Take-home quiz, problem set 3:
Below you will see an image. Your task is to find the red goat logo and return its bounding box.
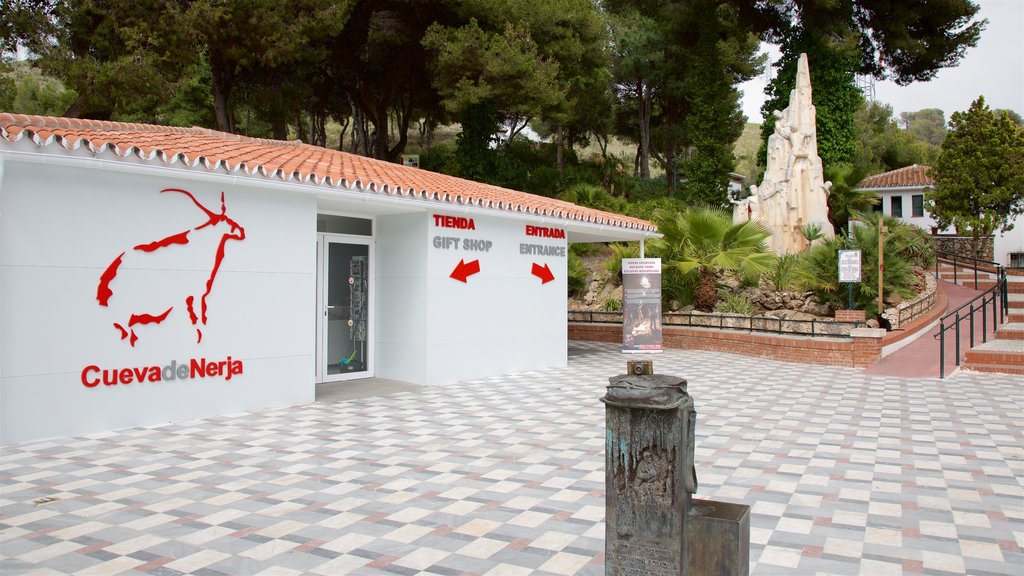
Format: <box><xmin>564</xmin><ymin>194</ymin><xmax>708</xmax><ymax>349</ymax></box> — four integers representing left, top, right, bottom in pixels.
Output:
<box><xmin>96</xmin><ymin>188</ymin><xmax>246</xmax><ymax>346</ymax></box>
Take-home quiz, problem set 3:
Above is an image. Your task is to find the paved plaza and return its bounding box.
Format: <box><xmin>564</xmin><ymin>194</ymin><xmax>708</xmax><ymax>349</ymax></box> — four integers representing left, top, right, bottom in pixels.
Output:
<box><xmin>1</xmin><ymin>342</ymin><xmax>1022</xmax><ymax>575</ymax></box>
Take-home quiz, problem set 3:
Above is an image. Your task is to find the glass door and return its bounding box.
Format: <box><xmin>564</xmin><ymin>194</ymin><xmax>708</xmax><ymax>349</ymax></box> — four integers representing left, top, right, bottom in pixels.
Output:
<box><xmin>317</xmin><ymin>235</ymin><xmax>372</xmax><ymax>382</ymax></box>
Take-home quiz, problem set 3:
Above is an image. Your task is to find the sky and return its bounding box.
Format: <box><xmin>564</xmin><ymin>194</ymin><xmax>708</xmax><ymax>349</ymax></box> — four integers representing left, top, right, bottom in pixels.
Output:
<box><xmin>739</xmin><ymin>0</ymin><xmax>1024</xmax><ymax>124</ymax></box>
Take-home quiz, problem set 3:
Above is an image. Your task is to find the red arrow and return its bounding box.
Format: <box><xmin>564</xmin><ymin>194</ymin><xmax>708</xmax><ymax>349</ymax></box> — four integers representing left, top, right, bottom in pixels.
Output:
<box><xmin>450</xmin><ymin>259</ymin><xmax>481</xmax><ymax>283</ymax></box>
<box><xmin>531</xmin><ymin>263</ymin><xmax>555</xmax><ymax>284</ymax></box>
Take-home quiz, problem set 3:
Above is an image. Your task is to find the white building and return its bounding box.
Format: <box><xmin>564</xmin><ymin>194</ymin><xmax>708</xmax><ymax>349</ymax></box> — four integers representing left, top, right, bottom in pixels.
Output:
<box><xmin>856</xmin><ymin>164</ymin><xmax>1023</xmax><ymax>268</ymax></box>
<box><xmin>0</xmin><ymin>115</ymin><xmax>658</xmax><ymax>444</ymax></box>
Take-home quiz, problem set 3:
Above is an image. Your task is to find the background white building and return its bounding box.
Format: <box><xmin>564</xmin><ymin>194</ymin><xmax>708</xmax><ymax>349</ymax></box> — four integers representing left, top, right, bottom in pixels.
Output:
<box><xmin>856</xmin><ymin>164</ymin><xmax>1023</xmax><ymax>268</ymax></box>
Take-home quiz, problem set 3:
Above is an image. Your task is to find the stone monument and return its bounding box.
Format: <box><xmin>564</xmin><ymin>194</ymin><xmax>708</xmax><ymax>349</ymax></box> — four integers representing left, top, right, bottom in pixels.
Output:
<box><xmin>733</xmin><ymin>53</ymin><xmax>835</xmax><ymax>255</ymax></box>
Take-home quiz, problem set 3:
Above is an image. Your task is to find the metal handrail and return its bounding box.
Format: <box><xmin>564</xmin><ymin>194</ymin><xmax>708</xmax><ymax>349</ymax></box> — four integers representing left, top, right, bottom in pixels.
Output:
<box><xmin>934</xmin><ymin>268</ymin><xmax>1009</xmax><ymax>378</ymax></box>
<box><xmin>935</xmin><ymin>251</ymin><xmax>1004</xmax><ymax>290</ymax></box>
<box><xmin>568</xmin><ymin>310</ymin><xmax>865</xmax><ymax>339</ymax></box>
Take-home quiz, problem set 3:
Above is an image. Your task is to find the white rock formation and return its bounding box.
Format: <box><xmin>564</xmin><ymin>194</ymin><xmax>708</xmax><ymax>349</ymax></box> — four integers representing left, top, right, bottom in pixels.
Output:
<box><xmin>734</xmin><ymin>53</ymin><xmax>835</xmax><ymax>255</ymax></box>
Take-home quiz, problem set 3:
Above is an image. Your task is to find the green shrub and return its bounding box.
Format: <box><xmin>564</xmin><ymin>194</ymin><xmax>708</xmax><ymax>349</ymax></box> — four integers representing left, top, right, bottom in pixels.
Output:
<box><xmin>795</xmin><ymin>214</ymin><xmax>919</xmax><ymax>316</ymax></box>
<box><xmin>802</xmin><ymin>222</ymin><xmax>824</xmax><ymax>242</ymax></box>
<box><xmin>714</xmin><ymin>293</ymin><xmax>753</xmax><ymax>315</ymax></box>
<box><xmin>569</xmin><ymin>242</ymin><xmax>600</xmax><ymax>257</ymax></box>
<box><xmin>604</xmin><ymin>242</ymin><xmax>639</xmax><ymax>285</ymax></box>
<box><xmin>771</xmin><ymin>254</ymin><xmax>801</xmax><ymax>291</ymax></box>
<box><xmin>603</xmin><ymin>296</ymin><xmax>622</xmax><ymax>311</ymax></box>
<box><xmin>888</xmin><ymin>220</ymin><xmax>936</xmax><ymax>269</ymax></box>
<box><xmin>567</xmin><ymin>250</ymin><xmax>589</xmax><ymax>297</ymax></box>
<box><xmin>419</xmin><ymin>143</ymin><xmax>454</xmax><ymax>173</ymax></box>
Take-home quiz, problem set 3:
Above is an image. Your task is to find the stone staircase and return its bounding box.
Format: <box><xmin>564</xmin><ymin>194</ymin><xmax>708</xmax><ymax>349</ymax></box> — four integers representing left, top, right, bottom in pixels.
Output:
<box><xmin>935</xmin><ymin>261</ymin><xmax>1024</xmax><ymax>375</ymax></box>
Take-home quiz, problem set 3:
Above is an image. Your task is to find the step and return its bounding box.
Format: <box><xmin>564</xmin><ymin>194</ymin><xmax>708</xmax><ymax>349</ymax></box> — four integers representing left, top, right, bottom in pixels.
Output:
<box><xmin>961</xmin><ymin>363</ymin><xmax>1024</xmax><ymax>376</ymax></box>
<box><xmin>1009</xmin><ymin>314</ymin><xmax>1024</xmax><ymax>323</ymax></box>
<box><xmin>963</xmin><ymin>340</ymin><xmax>1024</xmax><ymax>369</ymax></box>
<box><xmin>996</xmin><ymin>323</ymin><xmax>1024</xmax><ymax>340</ymax></box>
<box><xmin>1009</xmin><ymin>294</ymin><xmax>1024</xmax><ymax>309</ymax></box>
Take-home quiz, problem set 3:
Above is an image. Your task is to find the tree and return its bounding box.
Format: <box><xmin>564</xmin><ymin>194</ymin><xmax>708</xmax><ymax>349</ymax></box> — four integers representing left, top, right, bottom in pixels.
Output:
<box><xmin>423</xmin><ymin>17</ymin><xmax>562</xmax><ymax>181</ymax></box>
<box><xmin>853</xmin><ymin>100</ymin><xmax>937</xmax><ymax>175</ymax></box>
<box><xmin>606</xmin><ymin>7</ymin><xmax>664</xmax><ymax>180</ymax></box>
<box><xmin>755</xmin><ymin>0</ymin><xmax>984</xmax><ymax>170</ymax></box>
<box><xmin>662</xmin><ymin>0</ymin><xmax>761</xmax><ymax>204</ymax></box>
<box><xmin>900</xmin><ymin>108</ymin><xmax>946</xmax><ymax>146</ymax></box>
<box><xmin>321</xmin><ymin>1</ymin><xmax>450</xmax><ymax>161</ymax></box>
<box><xmin>927</xmin><ymin>96</ymin><xmax>1024</xmax><ymax>258</ymax></box>
<box><xmin>9</xmin><ymin>0</ymin><xmax>194</xmax><ymax>120</ymax></box>
<box><xmin>823</xmin><ymin>162</ymin><xmax>878</xmax><ymax>232</ymax></box>
<box><xmin>182</xmin><ymin>0</ymin><xmax>353</xmax><ymax>136</ymax></box>
<box><xmin>647</xmin><ymin>206</ymin><xmax>775</xmax><ymax>312</ymax></box>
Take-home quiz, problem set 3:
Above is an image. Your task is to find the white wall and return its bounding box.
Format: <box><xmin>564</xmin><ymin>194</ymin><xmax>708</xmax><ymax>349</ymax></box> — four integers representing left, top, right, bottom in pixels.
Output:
<box><xmin>0</xmin><ymin>159</ymin><xmax>316</xmax><ymax>444</ymax></box>
<box><xmin>374</xmin><ymin>213</ymin><xmax>428</xmax><ymax>383</ymax></box>
<box><xmin>994</xmin><ymin>222</ymin><xmax>1024</xmax><ymax>267</ymax></box>
<box><xmin>876</xmin><ymin>187</ymin><xmax>1024</xmax><ymax>266</ymax></box>
<box><xmin>877</xmin><ymin>189</ymin><xmax>939</xmax><ymax>231</ymax></box>
<box><xmin>425</xmin><ymin>212</ymin><xmax>567</xmax><ymax>384</ymax></box>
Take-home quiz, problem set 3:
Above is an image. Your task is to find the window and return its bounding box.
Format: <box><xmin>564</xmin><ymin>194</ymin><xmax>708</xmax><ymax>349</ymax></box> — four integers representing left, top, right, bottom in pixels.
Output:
<box><xmin>317</xmin><ymin>214</ymin><xmax>372</xmax><ymax>235</ymax></box>
<box><xmin>912</xmin><ymin>195</ymin><xmax>924</xmax><ymax>218</ymax></box>
<box><xmin>890</xmin><ymin>195</ymin><xmax>903</xmax><ymax>218</ymax></box>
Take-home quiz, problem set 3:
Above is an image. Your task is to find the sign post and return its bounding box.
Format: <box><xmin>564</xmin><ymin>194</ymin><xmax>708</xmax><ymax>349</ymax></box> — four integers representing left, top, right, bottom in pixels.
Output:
<box><xmin>621</xmin><ymin>258</ymin><xmax>662</xmax><ymax>353</ymax></box>
<box><xmin>838</xmin><ymin>249</ymin><xmax>862</xmax><ymax>310</ymax></box>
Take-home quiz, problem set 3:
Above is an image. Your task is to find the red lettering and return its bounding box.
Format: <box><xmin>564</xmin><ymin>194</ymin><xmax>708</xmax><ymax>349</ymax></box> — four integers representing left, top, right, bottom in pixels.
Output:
<box><xmin>133</xmin><ymin>367</ymin><xmax>147</xmax><ymax>382</ymax></box>
<box><xmin>434</xmin><ymin>215</ymin><xmax>476</xmax><ymax>230</ymax></box>
<box><xmin>119</xmin><ymin>368</ymin><xmax>133</xmax><ymax>384</ymax></box>
<box><xmin>102</xmin><ymin>370</ymin><xmax>118</xmax><ymax>386</ymax></box>
<box><xmin>526</xmin><ymin>225</ymin><xmax>564</xmax><ymax>238</ymax></box>
<box><xmin>218</xmin><ymin>360</ymin><xmax>228</xmax><ymax>376</ymax></box>
<box><xmin>82</xmin><ymin>366</ymin><xmax>100</xmax><ymax>387</ymax></box>
<box><xmin>190</xmin><ymin>358</ymin><xmax>206</xmax><ymax>378</ymax></box>
<box><xmin>147</xmin><ymin>367</ymin><xmax>161</xmax><ymax>382</ymax></box>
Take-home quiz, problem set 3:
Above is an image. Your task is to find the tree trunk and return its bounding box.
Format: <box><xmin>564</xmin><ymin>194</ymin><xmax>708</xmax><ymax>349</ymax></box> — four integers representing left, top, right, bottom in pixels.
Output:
<box><xmin>637</xmin><ymin>80</ymin><xmax>652</xmax><ymax>180</ymax></box>
<box><xmin>386</xmin><ymin>97</ymin><xmax>414</xmax><ymax>162</ymax></box>
<box><xmin>337</xmin><ymin>116</ymin><xmax>350</xmax><ymax>151</ymax></box>
<box><xmin>665</xmin><ymin>142</ymin><xmax>676</xmax><ymax>197</ymax></box>
<box><xmin>694</xmin><ymin>267</ymin><xmax>718</xmax><ymax>312</ymax></box>
<box><xmin>556</xmin><ymin>124</ymin><xmax>565</xmax><ymax>176</ymax></box>
<box><xmin>348</xmin><ymin>95</ymin><xmax>370</xmax><ymax>156</ymax></box>
<box><xmin>370</xmin><ymin>104</ymin><xmax>391</xmax><ymax>160</ymax></box>
<box><xmin>209</xmin><ymin>55</ymin><xmax>235</xmax><ymax>133</ymax></box>
<box><xmin>273</xmin><ymin>121</ymin><xmax>288</xmax><ymax>141</ymax></box>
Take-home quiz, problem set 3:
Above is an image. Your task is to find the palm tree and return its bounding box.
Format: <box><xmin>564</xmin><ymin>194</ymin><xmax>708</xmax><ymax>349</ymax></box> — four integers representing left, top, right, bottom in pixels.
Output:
<box><xmin>648</xmin><ymin>206</ymin><xmax>775</xmax><ymax>312</ymax></box>
<box><xmin>825</xmin><ymin>162</ymin><xmax>880</xmax><ymax>232</ymax></box>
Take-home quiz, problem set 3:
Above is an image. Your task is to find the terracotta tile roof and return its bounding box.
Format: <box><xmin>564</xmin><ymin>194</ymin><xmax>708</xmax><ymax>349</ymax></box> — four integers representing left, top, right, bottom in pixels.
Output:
<box><xmin>0</xmin><ymin>113</ymin><xmax>655</xmax><ymax>233</ymax></box>
<box><xmin>856</xmin><ymin>164</ymin><xmax>935</xmax><ymax>189</ymax></box>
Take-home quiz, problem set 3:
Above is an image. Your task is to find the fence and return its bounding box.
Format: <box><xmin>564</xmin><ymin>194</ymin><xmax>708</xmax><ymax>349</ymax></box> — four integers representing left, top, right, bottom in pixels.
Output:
<box><xmin>934</xmin><ymin>268</ymin><xmax>1009</xmax><ymax>378</ymax></box>
<box><xmin>568</xmin><ymin>310</ymin><xmax>865</xmax><ymax>338</ymax></box>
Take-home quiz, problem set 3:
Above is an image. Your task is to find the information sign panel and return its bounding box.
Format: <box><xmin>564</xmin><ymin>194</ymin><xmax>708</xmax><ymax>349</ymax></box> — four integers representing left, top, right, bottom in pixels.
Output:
<box><xmin>621</xmin><ymin>258</ymin><xmax>662</xmax><ymax>353</ymax></box>
<box><xmin>838</xmin><ymin>250</ymin><xmax>862</xmax><ymax>283</ymax></box>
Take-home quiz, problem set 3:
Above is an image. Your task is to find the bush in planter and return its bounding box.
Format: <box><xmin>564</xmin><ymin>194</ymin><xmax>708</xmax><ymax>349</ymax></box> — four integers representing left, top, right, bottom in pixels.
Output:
<box><xmin>795</xmin><ymin>213</ymin><xmax>918</xmax><ymax>316</ymax></box>
<box><xmin>647</xmin><ymin>207</ymin><xmax>775</xmax><ymax>312</ymax></box>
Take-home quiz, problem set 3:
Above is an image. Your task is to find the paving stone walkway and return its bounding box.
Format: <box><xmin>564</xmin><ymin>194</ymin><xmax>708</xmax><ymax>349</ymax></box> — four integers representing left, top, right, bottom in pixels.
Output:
<box><xmin>1</xmin><ymin>342</ymin><xmax>1022</xmax><ymax>575</ymax></box>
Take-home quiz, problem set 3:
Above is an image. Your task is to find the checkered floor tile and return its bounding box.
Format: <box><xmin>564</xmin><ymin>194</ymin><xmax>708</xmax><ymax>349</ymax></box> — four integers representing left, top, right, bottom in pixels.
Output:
<box><xmin>2</xmin><ymin>342</ymin><xmax>1022</xmax><ymax>575</ymax></box>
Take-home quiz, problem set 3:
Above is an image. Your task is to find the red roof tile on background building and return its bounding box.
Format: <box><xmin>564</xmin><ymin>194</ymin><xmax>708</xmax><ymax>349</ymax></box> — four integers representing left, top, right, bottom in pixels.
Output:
<box><xmin>856</xmin><ymin>164</ymin><xmax>935</xmax><ymax>189</ymax></box>
<box><xmin>0</xmin><ymin>114</ymin><xmax>655</xmax><ymax>232</ymax></box>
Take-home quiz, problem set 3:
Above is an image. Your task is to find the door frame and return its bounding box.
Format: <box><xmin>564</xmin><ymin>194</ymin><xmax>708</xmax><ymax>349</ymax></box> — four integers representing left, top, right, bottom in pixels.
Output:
<box><xmin>316</xmin><ymin>233</ymin><xmax>374</xmax><ymax>383</ymax></box>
